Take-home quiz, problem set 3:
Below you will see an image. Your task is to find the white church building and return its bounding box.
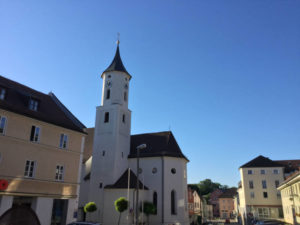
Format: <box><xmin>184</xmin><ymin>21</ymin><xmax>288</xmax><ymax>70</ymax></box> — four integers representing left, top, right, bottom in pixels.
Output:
<box><xmin>78</xmin><ymin>43</ymin><xmax>189</xmax><ymax>225</ymax></box>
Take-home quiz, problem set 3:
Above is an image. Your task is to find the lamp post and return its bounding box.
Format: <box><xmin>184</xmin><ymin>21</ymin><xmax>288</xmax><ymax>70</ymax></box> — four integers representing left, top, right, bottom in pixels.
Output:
<box><xmin>136</xmin><ymin>144</ymin><xmax>146</xmax><ymax>225</ymax></box>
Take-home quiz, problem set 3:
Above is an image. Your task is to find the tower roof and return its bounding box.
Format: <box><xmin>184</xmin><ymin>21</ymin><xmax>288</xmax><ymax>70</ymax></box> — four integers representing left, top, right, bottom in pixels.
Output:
<box><xmin>240</xmin><ymin>155</ymin><xmax>284</xmax><ymax>168</ymax></box>
<box><xmin>102</xmin><ymin>44</ymin><xmax>131</xmax><ymax>78</ymax></box>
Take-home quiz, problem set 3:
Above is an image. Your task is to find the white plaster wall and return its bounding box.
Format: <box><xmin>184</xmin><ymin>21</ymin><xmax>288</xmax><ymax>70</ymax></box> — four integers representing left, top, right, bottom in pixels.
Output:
<box><xmin>128</xmin><ymin>157</ymin><xmax>163</xmax><ymax>225</ymax></box>
<box><xmin>78</xmin><ymin>157</ymin><xmax>92</xmax><ymax>212</ymax></box>
<box><xmin>101</xmin><ymin>71</ymin><xmax>131</xmax><ymax>109</ymax></box>
<box><xmin>103</xmin><ymin>189</ymin><xmax>150</xmax><ymax>225</ymax></box>
<box><xmin>88</xmin><ymin>70</ymin><xmax>131</xmax><ymax>222</ymax></box>
<box><xmin>129</xmin><ymin>157</ymin><xmax>189</xmax><ymax>225</ymax></box>
<box><xmin>0</xmin><ymin>195</ymin><xmax>13</xmax><ymax>216</ymax></box>
<box><xmin>31</xmin><ymin>197</ymin><xmax>53</xmax><ymax>225</ymax></box>
<box><xmin>66</xmin><ymin>198</ymin><xmax>77</xmax><ymax>224</ymax></box>
<box><xmin>163</xmin><ymin>157</ymin><xmax>189</xmax><ymax>225</ymax></box>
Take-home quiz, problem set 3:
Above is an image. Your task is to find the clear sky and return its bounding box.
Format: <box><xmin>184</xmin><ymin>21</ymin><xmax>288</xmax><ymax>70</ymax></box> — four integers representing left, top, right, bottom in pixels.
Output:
<box><xmin>1</xmin><ymin>0</ymin><xmax>299</xmax><ymax>187</ymax></box>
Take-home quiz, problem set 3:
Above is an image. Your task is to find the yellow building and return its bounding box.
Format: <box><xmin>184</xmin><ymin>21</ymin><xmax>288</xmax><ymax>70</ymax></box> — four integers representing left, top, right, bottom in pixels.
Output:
<box><xmin>278</xmin><ymin>170</ymin><xmax>300</xmax><ymax>225</ymax></box>
<box><xmin>238</xmin><ymin>156</ymin><xmax>285</xmax><ymax>223</ymax></box>
<box><xmin>0</xmin><ymin>76</ymin><xmax>86</xmax><ymax>225</ymax></box>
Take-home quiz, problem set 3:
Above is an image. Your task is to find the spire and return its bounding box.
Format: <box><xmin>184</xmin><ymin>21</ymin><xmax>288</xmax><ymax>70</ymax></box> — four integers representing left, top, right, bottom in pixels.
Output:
<box><xmin>102</xmin><ymin>41</ymin><xmax>131</xmax><ymax>78</ymax></box>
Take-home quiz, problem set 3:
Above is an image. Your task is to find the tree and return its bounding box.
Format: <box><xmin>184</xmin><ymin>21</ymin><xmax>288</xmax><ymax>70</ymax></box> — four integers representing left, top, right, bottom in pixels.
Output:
<box><xmin>141</xmin><ymin>201</ymin><xmax>156</xmax><ymax>225</ymax></box>
<box><xmin>84</xmin><ymin>202</ymin><xmax>97</xmax><ymax>221</ymax></box>
<box><xmin>114</xmin><ymin>197</ymin><xmax>128</xmax><ymax>225</ymax></box>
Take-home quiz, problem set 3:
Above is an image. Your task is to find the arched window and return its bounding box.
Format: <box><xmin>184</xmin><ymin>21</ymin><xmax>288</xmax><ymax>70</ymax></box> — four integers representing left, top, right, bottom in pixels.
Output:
<box><xmin>153</xmin><ymin>191</ymin><xmax>157</xmax><ymax>215</ymax></box>
<box><xmin>106</xmin><ymin>89</ymin><xmax>110</xmax><ymax>99</ymax></box>
<box><xmin>171</xmin><ymin>190</ymin><xmax>176</xmax><ymax>215</ymax></box>
<box><xmin>104</xmin><ymin>112</ymin><xmax>109</xmax><ymax>123</ymax></box>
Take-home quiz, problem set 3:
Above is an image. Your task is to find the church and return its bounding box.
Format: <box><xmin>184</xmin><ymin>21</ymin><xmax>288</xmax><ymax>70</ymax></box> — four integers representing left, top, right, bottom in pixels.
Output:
<box><xmin>78</xmin><ymin>42</ymin><xmax>189</xmax><ymax>225</ymax></box>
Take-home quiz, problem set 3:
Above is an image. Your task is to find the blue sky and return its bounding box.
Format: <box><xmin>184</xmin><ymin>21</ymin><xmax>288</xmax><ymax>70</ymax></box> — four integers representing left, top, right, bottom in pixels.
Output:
<box><xmin>1</xmin><ymin>0</ymin><xmax>299</xmax><ymax>187</ymax></box>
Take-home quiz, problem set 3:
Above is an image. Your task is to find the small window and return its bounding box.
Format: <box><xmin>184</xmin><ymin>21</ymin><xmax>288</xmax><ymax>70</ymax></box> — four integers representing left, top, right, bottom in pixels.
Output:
<box><xmin>277</xmin><ymin>191</ymin><xmax>281</xmax><ymax>199</ymax></box>
<box><xmin>102</xmin><ymin>151</ymin><xmax>105</xmax><ymax>156</ymax></box>
<box><xmin>0</xmin><ymin>88</ymin><xmax>6</xmax><ymax>100</ymax></box>
<box><xmin>121</xmin><ymin>152</ymin><xmax>123</xmax><ymax>158</ymax></box>
<box><xmin>59</xmin><ymin>134</ymin><xmax>68</xmax><ymax>149</ymax></box>
<box><xmin>24</xmin><ymin>160</ymin><xmax>36</xmax><ymax>178</ymax></box>
<box><xmin>138</xmin><ymin>168</ymin><xmax>143</xmax><ymax>174</ymax></box>
<box><xmin>152</xmin><ymin>167</ymin><xmax>157</xmax><ymax>174</ymax></box>
<box><xmin>250</xmin><ymin>192</ymin><xmax>255</xmax><ymax>199</ymax></box>
<box><xmin>106</xmin><ymin>89</ymin><xmax>110</xmax><ymax>99</ymax></box>
<box><xmin>153</xmin><ymin>192</ymin><xmax>157</xmax><ymax>214</ymax></box>
<box><xmin>104</xmin><ymin>112</ymin><xmax>109</xmax><ymax>123</ymax></box>
<box><xmin>122</xmin><ymin>114</ymin><xmax>125</xmax><ymax>123</ymax></box>
<box><xmin>262</xmin><ymin>180</ymin><xmax>267</xmax><ymax>189</ymax></box>
<box><xmin>99</xmin><ymin>183</ymin><xmax>103</xmax><ymax>188</ymax></box>
<box><xmin>275</xmin><ymin>180</ymin><xmax>280</xmax><ymax>188</ymax></box>
<box><xmin>108</xmin><ymin>75</ymin><xmax>111</xmax><ymax>78</ymax></box>
<box><xmin>273</xmin><ymin>169</ymin><xmax>279</xmax><ymax>174</ymax></box>
<box><xmin>263</xmin><ymin>192</ymin><xmax>268</xmax><ymax>198</ymax></box>
<box><xmin>55</xmin><ymin>165</ymin><xmax>64</xmax><ymax>181</ymax></box>
<box><xmin>249</xmin><ymin>180</ymin><xmax>254</xmax><ymax>189</ymax></box>
<box><xmin>171</xmin><ymin>190</ymin><xmax>177</xmax><ymax>215</ymax></box>
<box><xmin>0</xmin><ymin>116</ymin><xmax>7</xmax><ymax>135</ymax></box>
<box><xmin>30</xmin><ymin>126</ymin><xmax>40</xmax><ymax>142</ymax></box>
<box><xmin>171</xmin><ymin>168</ymin><xmax>176</xmax><ymax>174</ymax></box>
<box><xmin>29</xmin><ymin>99</ymin><xmax>39</xmax><ymax>111</ymax></box>
<box><xmin>261</xmin><ymin>170</ymin><xmax>265</xmax><ymax>174</ymax></box>
<box><xmin>124</xmin><ymin>92</ymin><xmax>127</xmax><ymax>101</ymax></box>
<box><xmin>248</xmin><ymin>170</ymin><xmax>253</xmax><ymax>175</ymax></box>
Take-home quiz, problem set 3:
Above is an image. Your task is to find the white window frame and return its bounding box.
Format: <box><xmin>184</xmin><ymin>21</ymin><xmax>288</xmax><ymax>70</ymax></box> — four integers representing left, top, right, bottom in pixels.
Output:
<box><xmin>248</xmin><ymin>170</ymin><xmax>253</xmax><ymax>175</ymax></box>
<box><xmin>59</xmin><ymin>133</ymin><xmax>68</xmax><ymax>149</ymax></box>
<box><xmin>30</xmin><ymin>126</ymin><xmax>41</xmax><ymax>143</ymax></box>
<box><xmin>273</xmin><ymin>169</ymin><xmax>279</xmax><ymax>174</ymax></box>
<box><xmin>55</xmin><ymin>165</ymin><xmax>64</xmax><ymax>181</ymax></box>
<box><xmin>24</xmin><ymin>160</ymin><xmax>36</xmax><ymax>178</ymax></box>
<box><xmin>0</xmin><ymin>116</ymin><xmax>7</xmax><ymax>135</ymax></box>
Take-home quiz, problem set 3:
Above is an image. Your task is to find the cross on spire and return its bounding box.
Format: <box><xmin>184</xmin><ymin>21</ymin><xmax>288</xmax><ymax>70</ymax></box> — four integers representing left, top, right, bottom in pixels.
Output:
<box><xmin>116</xmin><ymin>32</ymin><xmax>120</xmax><ymax>45</ymax></box>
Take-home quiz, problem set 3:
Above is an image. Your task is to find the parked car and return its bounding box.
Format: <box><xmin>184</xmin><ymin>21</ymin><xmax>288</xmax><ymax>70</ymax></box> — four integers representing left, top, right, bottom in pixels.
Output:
<box><xmin>67</xmin><ymin>222</ymin><xmax>101</xmax><ymax>225</ymax></box>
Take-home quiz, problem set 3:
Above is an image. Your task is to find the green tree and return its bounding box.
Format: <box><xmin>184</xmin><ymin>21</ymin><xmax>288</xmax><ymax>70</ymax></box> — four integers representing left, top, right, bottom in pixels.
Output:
<box><xmin>114</xmin><ymin>197</ymin><xmax>128</xmax><ymax>225</ymax></box>
<box><xmin>141</xmin><ymin>201</ymin><xmax>156</xmax><ymax>225</ymax></box>
<box><xmin>84</xmin><ymin>202</ymin><xmax>97</xmax><ymax>221</ymax></box>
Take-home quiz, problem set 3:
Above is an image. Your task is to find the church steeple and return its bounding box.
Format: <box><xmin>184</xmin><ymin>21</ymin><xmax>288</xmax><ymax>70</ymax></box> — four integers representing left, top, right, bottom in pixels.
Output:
<box><xmin>102</xmin><ymin>44</ymin><xmax>131</xmax><ymax>78</ymax></box>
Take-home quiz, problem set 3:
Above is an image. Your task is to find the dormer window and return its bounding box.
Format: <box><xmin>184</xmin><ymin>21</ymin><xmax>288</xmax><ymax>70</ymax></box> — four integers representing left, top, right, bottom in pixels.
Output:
<box><xmin>29</xmin><ymin>99</ymin><xmax>39</xmax><ymax>111</ymax></box>
<box><xmin>0</xmin><ymin>87</ymin><xmax>6</xmax><ymax>100</ymax></box>
<box><xmin>0</xmin><ymin>88</ymin><xmax>6</xmax><ymax>100</ymax></box>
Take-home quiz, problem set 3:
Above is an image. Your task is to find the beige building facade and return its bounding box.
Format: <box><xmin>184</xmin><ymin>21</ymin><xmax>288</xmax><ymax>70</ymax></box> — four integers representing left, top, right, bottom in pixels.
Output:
<box><xmin>0</xmin><ymin>76</ymin><xmax>86</xmax><ymax>225</ymax></box>
<box><xmin>278</xmin><ymin>171</ymin><xmax>300</xmax><ymax>225</ymax></box>
<box><xmin>238</xmin><ymin>156</ymin><xmax>285</xmax><ymax>223</ymax></box>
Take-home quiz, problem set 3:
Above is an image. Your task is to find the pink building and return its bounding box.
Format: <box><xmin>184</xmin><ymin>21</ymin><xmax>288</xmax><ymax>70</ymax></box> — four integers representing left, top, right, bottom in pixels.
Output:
<box><xmin>209</xmin><ymin>189</ymin><xmax>224</xmax><ymax>217</ymax></box>
<box><xmin>218</xmin><ymin>188</ymin><xmax>237</xmax><ymax>219</ymax></box>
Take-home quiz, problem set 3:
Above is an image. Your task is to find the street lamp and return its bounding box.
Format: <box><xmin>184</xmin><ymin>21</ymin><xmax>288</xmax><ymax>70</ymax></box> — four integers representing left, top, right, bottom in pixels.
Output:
<box><xmin>136</xmin><ymin>143</ymin><xmax>147</xmax><ymax>225</ymax></box>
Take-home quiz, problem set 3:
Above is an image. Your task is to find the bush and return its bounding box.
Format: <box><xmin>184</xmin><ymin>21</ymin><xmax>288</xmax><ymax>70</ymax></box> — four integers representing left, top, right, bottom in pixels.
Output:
<box><xmin>84</xmin><ymin>202</ymin><xmax>97</xmax><ymax>213</ymax></box>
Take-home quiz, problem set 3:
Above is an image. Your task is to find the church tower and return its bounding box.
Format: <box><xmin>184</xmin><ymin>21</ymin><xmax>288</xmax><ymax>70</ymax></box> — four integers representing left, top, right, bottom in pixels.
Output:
<box><xmin>88</xmin><ymin>42</ymin><xmax>132</xmax><ymax>221</ymax></box>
